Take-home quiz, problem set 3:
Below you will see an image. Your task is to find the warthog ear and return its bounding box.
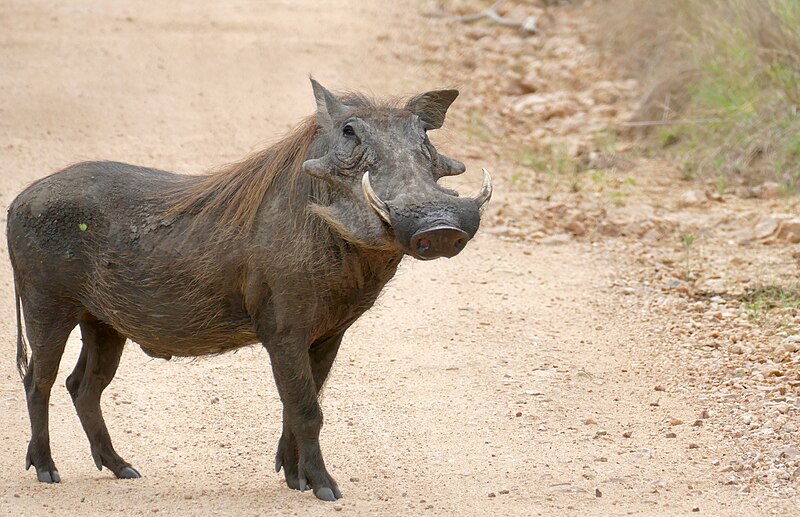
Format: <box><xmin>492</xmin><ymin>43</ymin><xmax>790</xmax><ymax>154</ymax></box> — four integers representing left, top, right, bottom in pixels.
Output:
<box><xmin>405</xmin><ymin>89</ymin><xmax>459</xmax><ymax>130</ymax></box>
<box><xmin>310</xmin><ymin>77</ymin><xmax>347</xmax><ymax>129</ymax></box>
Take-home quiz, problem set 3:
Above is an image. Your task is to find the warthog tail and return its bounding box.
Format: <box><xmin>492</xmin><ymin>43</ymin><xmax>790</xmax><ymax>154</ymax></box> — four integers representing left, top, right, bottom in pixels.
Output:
<box><xmin>15</xmin><ymin>286</ymin><xmax>28</xmax><ymax>381</ymax></box>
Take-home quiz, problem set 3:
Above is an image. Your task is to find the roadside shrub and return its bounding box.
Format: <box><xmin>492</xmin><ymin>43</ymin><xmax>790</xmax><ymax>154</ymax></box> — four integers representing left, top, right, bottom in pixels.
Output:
<box><xmin>593</xmin><ymin>0</ymin><xmax>800</xmax><ymax>190</ymax></box>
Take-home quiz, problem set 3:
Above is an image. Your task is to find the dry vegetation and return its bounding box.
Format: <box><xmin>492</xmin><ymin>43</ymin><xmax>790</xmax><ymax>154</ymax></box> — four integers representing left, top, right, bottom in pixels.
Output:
<box><xmin>595</xmin><ymin>0</ymin><xmax>800</xmax><ymax>191</ymax></box>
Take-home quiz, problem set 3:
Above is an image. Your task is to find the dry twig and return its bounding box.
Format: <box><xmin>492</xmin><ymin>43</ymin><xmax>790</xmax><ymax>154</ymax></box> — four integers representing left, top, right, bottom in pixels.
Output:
<box><xmin>453</xmin><ymin>0</ymin><xmax>538</xmax><ymax>34</ymax></box>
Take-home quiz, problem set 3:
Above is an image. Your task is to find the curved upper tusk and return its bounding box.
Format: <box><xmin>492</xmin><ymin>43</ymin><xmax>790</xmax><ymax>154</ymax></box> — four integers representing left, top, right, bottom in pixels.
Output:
<box><xmin>474</xmin><ymin>168</ymin><xmax>493</xmax><ymax>215</ymax></box>
<box><xmin>362</xmin><ymin>171</ymin><xmax>392</xmax><ymax>224</ymax></box>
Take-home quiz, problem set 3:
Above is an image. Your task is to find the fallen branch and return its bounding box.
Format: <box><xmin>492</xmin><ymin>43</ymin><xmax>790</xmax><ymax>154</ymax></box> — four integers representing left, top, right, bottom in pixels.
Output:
<box><xmin>621</xmin><ymin>118</ymin><xmax>725</xmax><ymax>127</ymax></box>
<box><xmin>453</xmin><ymin>0</ymin><xmax>538</xmax><ymax>34</ymax></box>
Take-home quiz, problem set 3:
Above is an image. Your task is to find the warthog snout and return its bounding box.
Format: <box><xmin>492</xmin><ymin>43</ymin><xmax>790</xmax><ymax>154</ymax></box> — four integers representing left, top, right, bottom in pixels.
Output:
<box><xmin>410</xmin><ymin>226</ymin><xmax>469</xmax><ymax>259</ymax></box>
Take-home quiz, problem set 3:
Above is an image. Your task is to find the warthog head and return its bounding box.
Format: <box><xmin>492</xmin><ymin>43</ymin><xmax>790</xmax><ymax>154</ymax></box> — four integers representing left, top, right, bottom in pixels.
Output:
<box><xmin>303</xmin><ymin>79</ymin><xmax>491</xmax><ymax>259</ymax></box>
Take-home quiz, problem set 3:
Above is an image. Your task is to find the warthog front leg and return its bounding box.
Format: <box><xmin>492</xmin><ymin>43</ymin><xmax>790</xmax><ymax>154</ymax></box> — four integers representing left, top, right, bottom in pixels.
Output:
<box><xmin>274</xmin><ymin>332</ymin><xmax>344</xmax><ymax>497</ymax></box>
<box><xmin>260</xmin><ymin>328</ymin><xmax>342</xmax><ymax>502</ymax></box>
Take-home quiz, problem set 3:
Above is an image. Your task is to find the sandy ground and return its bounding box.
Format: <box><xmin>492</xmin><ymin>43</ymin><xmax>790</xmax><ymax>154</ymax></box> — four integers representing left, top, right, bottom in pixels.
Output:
<box><xmin>0</xmin><ymin>1</ymin><xmax>791</xmax><ymax>515</ymax></box>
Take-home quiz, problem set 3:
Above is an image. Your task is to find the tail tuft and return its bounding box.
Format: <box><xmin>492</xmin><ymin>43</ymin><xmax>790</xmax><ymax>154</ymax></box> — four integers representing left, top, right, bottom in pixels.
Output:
<box><xmin>15</xmin><ymin>287</ymin><xmax>28</xmax><ymax>381</ymax></box>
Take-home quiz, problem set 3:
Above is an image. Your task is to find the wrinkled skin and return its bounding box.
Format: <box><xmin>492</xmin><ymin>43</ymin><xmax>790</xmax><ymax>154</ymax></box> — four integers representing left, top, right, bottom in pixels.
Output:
<box><xmin>6</xmin><ymin>79</ymin><xmax>490</xmax><ymax>501</ymax></box>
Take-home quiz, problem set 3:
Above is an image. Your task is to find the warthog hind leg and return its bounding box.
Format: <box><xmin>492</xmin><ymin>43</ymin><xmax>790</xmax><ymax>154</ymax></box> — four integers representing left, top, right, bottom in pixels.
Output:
<box><xmin>22</xmin><ymin>301</ymin><xmax>80</xmax><ymax>483</ymax></box>
<box><xmin>69</xmin><ymin>316</ymin><xmax>139</xmax><ymax>479</ymax></box>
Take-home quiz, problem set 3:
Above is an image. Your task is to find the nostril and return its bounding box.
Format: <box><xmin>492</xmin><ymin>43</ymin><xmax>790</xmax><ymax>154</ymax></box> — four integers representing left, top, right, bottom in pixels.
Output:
<box><xmin>453</xmin><ymin>238</ymin><xmax>466</xmax><ymax>251</ymax></box>
<box><xmin>417</xmin><ymin>238</ymin><xmax>432</xmax><ymax>254</ymax></box>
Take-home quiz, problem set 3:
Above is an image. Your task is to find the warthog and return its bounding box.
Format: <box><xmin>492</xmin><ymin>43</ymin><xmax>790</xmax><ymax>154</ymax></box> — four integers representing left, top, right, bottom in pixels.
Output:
<box><xmin>6</xmin><ymin>79</ymin><xmax>491</xmax><ymax>501</ymax></box>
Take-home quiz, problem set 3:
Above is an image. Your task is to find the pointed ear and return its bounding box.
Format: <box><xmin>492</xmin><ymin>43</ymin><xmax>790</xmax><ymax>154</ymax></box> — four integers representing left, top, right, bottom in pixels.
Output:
<box><xmin>310</xmin><ymin>78</ymin><xmax>346</xmax><ymax>128</ymax></box>
<box><xmin>405</xmin><ymin>89</ymin><xmax>459</xmax><ymax>130</ymax></box>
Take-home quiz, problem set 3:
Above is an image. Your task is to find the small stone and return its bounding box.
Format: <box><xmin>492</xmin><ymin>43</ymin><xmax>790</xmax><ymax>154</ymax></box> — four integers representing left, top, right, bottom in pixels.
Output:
<box><xmin>777</xmin><ymin>217</ymin><xmax>800</xmax><ymax>243</ymax></box>
<box><xmin>595</xmin><ymin>488</ymin><xmax>602</xmax><ymax>498</ymax></box>
<box><xmin>596</xmin><ymin>430</ymin><xmax>608</xmax><ymax>436</ymax></box>
<box><xmin>515</xmin><ymin>411</ymin><xmax>523</xmax><ymax>417</ymax></box>
<box><xmin>758</xmin><ymin>181</ymin><xmax>781</xmax><ymax>199</ymax></box>
<box><xmin>184</xmin><ymin>495</ymin><xmax>193</xmax><ymax>500</ymax></box>
<box><xmin>670</xmin><ymin>418</ymin><xmax>683</xmax><ymax>426</ymax></box>
<box><xmin>334</xmin><ymin>504</ymin><xmax>343</xmax><ymax>511</ymax></box>
<box><xmin>780</xmin><ymin>446</ymin><xmax>799</xmax><ymax>459</ymax></box>
<box><xmin>688</xmin><ymin>443</ymin><xmax>699</xmax><ymax>449</ymax></box>
<box><xmin>649</xmin><ymin>399</ymin><xmax>660</xmax><ymax>407</ymax></box>
<box><xmin>743</xmin><ymin>415</ymin><xmax>752</xmax><ymax>425</ymax></box>
<box><xmin>499</xmin><ymin>489</ymin><xmax>510</xmax><ymax>495</ymax></box>
<box><xmin>349</xmin><ymin>477</ymin><xmax>359</xmax><ymax>483</ymax></box>
<box><xmin>679</xmin><ymin>190</ymin><xmax>706</xmax><ymax>207</ymax></box>
<box><xmin>654</xmin><ymin>385</ymin><xmax>665</xmax><ymax>392</ymax></box>
<box><xmin>753</xmin><ymin>216</ymin><xmax>780</xmax><ymax>239</ymax></box>
<box><xmin>583</xmin><ymin>418</ymin><xmax>597</xmax><ymax>425</ymax></box>
<box><xmin>623</xmin><ymin>431</ymin><xmax>633</xmax><ymax>438</ymax></box>
<box><xmin>540</xmin><ymin>233</ymin><xmax>572</xmax><ymax>246</ymax></box>
<box><xmin>210</xmin><ymin>397</ymin><xmax>219</xmax><ymax>404</ymax></box>
<box><xmin>566</xmin><ymin>219</ymin><xmax>586</xmax><ymax>236</ymax></box>
<box><xmin>488</xmin><ymin>492</ymin><xmax>496</xmax><ymax>498</ymax></box>
<box><xmin>666</xmin><ymin>432</ymin><xmax>677</xmax><ymax>438</ymax></box>
<box><xmin>699</xmin><ymin>409</ymin><xmax>710</xmax><ymax>419</ymax></box>
<box><xmin>692</xmin><ymin>507</ymin><xmax>700</xmax><ymax>512</ymax></box>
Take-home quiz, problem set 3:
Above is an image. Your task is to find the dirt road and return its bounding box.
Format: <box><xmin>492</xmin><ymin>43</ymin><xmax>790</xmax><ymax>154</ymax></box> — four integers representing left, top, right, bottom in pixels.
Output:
<box><xmin>0</xmin><ymin>1</ymin><xmax>789</xmax><ymax>515</ymax></box>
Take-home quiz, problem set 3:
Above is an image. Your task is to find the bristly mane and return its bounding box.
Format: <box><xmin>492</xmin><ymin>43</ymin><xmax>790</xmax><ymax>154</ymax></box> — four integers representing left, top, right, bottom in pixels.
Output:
<box><xmin>162</xmin><ymin>93</ymin><xmax>387</xmax><ymax>238</ymax></box>
<box><xmin>163</xmin><ymin>116</ymin><xmax>319</xmax><ymax>236</ymax></box>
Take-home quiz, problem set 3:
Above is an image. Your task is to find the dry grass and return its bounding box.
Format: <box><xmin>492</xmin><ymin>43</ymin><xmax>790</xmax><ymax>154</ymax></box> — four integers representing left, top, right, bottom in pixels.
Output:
<box><xmin>592</xmin><ymin>0</ymin><xmax>800</xmax><ymax>190</ymax></box>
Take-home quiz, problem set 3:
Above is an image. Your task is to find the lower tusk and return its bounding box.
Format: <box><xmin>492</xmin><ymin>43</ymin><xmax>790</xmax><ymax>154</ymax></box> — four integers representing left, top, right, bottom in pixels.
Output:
<box><xmin>362</xmin><ymin>171</ymin><xmax>392</xmax><ymax>224</ymax></box>
<box><xmin>474</xmin><ymin>168</ymin><xmax>493</xmax><ymax>214</ymax></box>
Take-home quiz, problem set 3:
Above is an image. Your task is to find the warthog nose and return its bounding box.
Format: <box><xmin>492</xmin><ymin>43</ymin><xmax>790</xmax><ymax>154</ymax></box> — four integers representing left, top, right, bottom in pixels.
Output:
<box><xmin>411</xmin><ymin>226</ymin><xmax>470</xmax><ymax>259</ymax></box>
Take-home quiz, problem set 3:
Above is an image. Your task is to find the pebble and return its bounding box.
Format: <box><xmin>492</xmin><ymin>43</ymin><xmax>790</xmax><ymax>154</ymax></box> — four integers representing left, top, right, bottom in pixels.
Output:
<box><xmin>596</xmin><ymin>430</ymin><xmax>607</xmax><ymax>436</ymax></box>
<box><xmin>666</xmin><ymin>432</ymin><xmax>677</xmax><ymax>439</ymax></box>
<box><xmin>743</xmin><ymin>415</ymin><xmax>752</xmax><ymax>425</ymax></box>
<box><xmin>623</xmin><ymin>431</ymin><xmax>633</xmax><ymax>438</ymax></box>
<box><xmin>780</xmin><ymin>446</ymin><xmax>799</xmax><ymax>460</ymax></box>
<box><xmin>334</xmin><ymin>505</ymin><xmax>342</xmax><ymax>511</ymax></box>
<box><xmin>540</xmin><ymin>233</ymin><xmax>572</xmax><ymax>246</ymax></box>
<box><xmin>670</xmin><ymin>418</ymin><xmax>683</xmax><ymax>426</ymax></box>
<box><xmin>488</xmin><ymin>492</ymin><xmax>496</xmax><ymax>498</ymax></box>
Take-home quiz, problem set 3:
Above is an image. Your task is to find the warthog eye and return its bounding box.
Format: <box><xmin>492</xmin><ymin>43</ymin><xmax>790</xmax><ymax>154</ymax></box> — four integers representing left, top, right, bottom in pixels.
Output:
<box><xmin>342</xmin><ymin>124</ymin><xmax>356</xmax><ymax>137</ymax></box>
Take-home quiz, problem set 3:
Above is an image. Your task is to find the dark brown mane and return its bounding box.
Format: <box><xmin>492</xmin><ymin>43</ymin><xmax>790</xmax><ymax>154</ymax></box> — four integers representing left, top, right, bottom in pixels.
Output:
<box><xmin>163</xmin><ymin>116</ymin><xmax>319</xmax><ymax>235</ymax></box>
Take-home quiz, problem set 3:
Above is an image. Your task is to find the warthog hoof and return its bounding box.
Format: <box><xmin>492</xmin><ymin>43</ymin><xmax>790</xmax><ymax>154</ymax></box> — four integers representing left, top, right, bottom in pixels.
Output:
<box><xmin>36</xmin><ymin>469</ymin><xmax>61</xmax><ymax>483</ymax></box>
<box><xmin>275</xmin><ymin>433</ymin><xmax>342</xmax><ymax>501</ymax></box>
<box><xmin>26</xmin><ymin>451</ymin><xmax>61</xmax><ymax>483</ymax></box>
<box><xmin>117</xmin><ymin>466</ymin><xmax>141</xmax><ymax>479</ymax></box>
